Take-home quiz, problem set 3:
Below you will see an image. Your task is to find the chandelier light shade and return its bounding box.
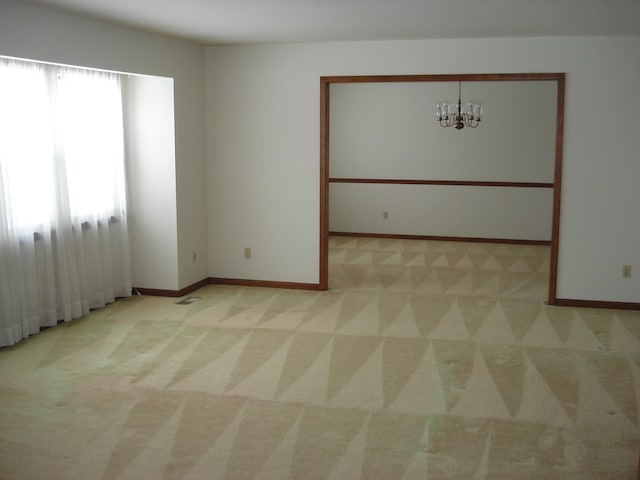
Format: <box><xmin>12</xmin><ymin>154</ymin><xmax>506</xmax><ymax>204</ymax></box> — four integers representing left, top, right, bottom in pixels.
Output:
<box><xmin>436</xmin><ymin>81</ymin><xmax>483</xmax><ymax>130</ymax></box>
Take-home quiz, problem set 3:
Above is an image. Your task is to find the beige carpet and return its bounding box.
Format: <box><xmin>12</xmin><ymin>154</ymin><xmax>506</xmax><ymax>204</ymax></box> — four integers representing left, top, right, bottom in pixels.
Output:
<box><xmin>1</xmin><ymin>236</ymin><xmax>640</xmax><ymax>479</ymax></box>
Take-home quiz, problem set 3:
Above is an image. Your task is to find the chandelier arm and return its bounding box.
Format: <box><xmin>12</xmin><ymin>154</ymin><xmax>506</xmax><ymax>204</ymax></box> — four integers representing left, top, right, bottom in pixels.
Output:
<box><xmin>439</xmin><ymin>115</ymin><xmax>455</xmax><ymax>127</ymax></box>
<box><xmin>435</xmin><ymin>81</ymin><xmax>482</xmax><ymax>130</ymax></box>
<box><xmin>465</xmin><ymin>115</ymin><xmax>481</xmax><ymax>128</ymax></box>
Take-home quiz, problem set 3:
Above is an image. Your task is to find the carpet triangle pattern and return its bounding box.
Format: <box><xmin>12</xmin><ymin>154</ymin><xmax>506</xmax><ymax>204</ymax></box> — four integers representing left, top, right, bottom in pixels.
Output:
<box><xmin>1</xmin><ymin>237</ymin><xmax>640</xmax><ymax>479</ymax></box>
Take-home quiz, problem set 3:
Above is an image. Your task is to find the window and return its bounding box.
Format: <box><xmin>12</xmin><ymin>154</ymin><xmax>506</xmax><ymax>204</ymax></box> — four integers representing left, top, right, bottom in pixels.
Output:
<box><xmin>0</xmin><ymin>58</ymin><xmax>127</xmax><ymax>232</ymax></box>
<box><xmin>0</xmin><ymin>57</ymin><xmax>131</xmax><ymax>348</ymax></box>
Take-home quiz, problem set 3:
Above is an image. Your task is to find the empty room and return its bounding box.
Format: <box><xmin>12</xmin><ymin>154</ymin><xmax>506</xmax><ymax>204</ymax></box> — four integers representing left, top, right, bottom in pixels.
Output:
<box><xmin>1</xmin><ymin>0</ymin><xmax>640</xmax><ymax>478</ymax></box>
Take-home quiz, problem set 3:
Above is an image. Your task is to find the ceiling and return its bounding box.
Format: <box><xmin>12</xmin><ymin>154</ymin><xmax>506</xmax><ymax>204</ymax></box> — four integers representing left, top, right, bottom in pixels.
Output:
<box><xmin>20</xmin><ymin>0</ymin><xmax>640</xmax><ymax>46</ymax></box>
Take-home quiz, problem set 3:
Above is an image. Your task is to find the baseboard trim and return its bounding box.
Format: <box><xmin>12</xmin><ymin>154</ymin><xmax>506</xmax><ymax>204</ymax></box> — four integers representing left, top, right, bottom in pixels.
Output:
<box><xmin>132</xmin><ymin>278</ymin><xmax>210</xmax><ymax>298</ymax></box>
<box><xmin>208</xmin><ymin>277</ymin><xmax>322</xmax><ymax>291</ymax></box>
<box><xmin>551</xmin><ymin>298</ymin><xmax>640</xmax><ymax>311</ymax></box>
<box><xmin>133</xmin><ymin>277</ymin><xmax>322</xmax><ymax>297</ymax></box>
<box><xmin>330</xmin><ymin>231</ymin><xmax>551</xmax><ymax>246</ymax></box>
<box><xmin>132</xmin><ymin>277</ymin><xmax>639</xmax><ymax>311</ymax></box>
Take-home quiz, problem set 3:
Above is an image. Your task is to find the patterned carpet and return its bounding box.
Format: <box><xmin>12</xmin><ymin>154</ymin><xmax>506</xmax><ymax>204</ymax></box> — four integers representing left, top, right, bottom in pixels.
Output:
<box><xmin>1</xmin><ymin>236</ymin><xmax>640</xmax><ymax>479</ymax></box>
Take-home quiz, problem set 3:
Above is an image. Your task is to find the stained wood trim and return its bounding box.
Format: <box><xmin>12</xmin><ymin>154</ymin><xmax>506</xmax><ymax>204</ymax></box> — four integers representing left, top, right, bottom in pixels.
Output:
<box><xmin>134</xmin><ymin>277</ymin><xmax>322</xmax><ymax>296</ymax></box>
<box><xmin>321</xmin><ymin>73</ymin><xmax>565</xmax><ymax>84</ymax></box>
<box><xmin>133</xmin><ymin>278</ymin><xmax>209</xmax><ymax>298</ymax></box>
<box><xmin>330</xmin><ymin>231</ymin><xmax>550</xmax><ymax>246</ymax></box>
<box><xmin>319</xmin><ymin>77</ymin><xmax>330</xmax><ymax>290</ymax></box>
<box><xmin>553</xmin><ymin>298</ymin><xmax>640</xmax><ymax>311</ymax></box>
<box><xmin>547</xmin><ymin>74</ymin><xmax>565</xmax><ymax>305</ymax></box>
<box><xmin>132</xmin><ymin>287</ymin><xmax>181</xmax><ymax>297</ymax></box>
<box><xmin>329</xmin><ymin>178</ymin><xmax>553</xmax><ymax>188</ymax></box>
<box><xmin>209</xmin><ymin>277</ymin><xmax>322</xmax><ymax>291</ymax></box>
<box><xmin>320</xmin><ymin>72</ymin><xmax>566</xmax><ymax>301</ymax></box>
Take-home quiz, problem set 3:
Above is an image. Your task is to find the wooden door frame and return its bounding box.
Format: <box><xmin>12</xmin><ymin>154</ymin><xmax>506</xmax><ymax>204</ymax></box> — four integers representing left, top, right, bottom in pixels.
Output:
<box><xmin>319</xmin><ymin>72</ymin><xmax>566</xmax><ymax>305</ymax></box>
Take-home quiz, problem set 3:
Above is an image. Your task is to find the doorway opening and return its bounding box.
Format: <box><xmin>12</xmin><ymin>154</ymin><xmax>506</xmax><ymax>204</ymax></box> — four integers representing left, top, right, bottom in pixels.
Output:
<box><xmin>319</xmin><ymin>73</ymin><xmax>565</xmax><ymax>304</ymax></box>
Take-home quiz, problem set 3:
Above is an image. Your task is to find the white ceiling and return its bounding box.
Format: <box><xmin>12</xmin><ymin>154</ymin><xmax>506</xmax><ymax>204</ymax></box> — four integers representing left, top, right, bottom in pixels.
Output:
<box><xmin>20</xmin><ymin>0</ymin><xmax>640</xmax><ymax>46</ymax></box>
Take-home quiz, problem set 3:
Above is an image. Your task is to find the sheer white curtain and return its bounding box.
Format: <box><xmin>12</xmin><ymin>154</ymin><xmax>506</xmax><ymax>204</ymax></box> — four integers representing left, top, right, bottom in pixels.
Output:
<box><xmin>0</xmin><ymin>58</ymin><xmax>131</xmax><ymax>347</ymax></box>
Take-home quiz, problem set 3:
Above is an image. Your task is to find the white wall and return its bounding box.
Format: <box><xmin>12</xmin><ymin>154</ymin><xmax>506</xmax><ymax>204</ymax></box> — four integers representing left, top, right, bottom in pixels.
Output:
<box><xmin>330</xmin><ymin>184</ymin><xmax>553</xmax><ymax>241</ymax></box>
<box><xmin>330</xmin><ymin>81</ymin><xmax>556</xmax><ymax>181</ymax></box>
<box><xmin>205</xmin><ymin>37</ymin><xmax>640</xmax><ymax>303</ymax></box>
<box><xmin>0</xmin><ymin>0</ymin><xmax>637</xmax><ymax>303</ymax></box>
<box><xmin>123</xmin><ymin>75</ymin><xmax>178</xmax><ymax>290</ymax></box>
<box><xmin>0</xmin><ymin>0</ymin><xmax>208</xmax><ymax>291</ymax></box>
<box><xmin>329</xmin><ymin>81</ymin><xmax>556</xmax><ymax>240</ymax></box>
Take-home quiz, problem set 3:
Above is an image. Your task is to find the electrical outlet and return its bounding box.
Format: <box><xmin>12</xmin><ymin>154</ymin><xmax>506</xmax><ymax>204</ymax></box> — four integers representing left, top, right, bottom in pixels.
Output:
<box><xmin>383</xmin><ymin>211</ymin><xmax>389</xmax><ymax>220</ymax></box>
<box><xmin>244</xmin><ymin>247</ymin><xmax>252</xmax><ymax>259</ymax></box>
<box><xmin>623</xmin><ymin>265</ymin><xmax>632</xmax><ymax>278</ymax></box>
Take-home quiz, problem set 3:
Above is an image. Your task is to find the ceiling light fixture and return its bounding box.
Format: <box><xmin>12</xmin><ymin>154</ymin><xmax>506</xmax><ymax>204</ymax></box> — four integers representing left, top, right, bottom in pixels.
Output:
<box><xmin>436</xmin><ymin>82</ymin><xmax>483</xmax><ymax>130</ymax></box>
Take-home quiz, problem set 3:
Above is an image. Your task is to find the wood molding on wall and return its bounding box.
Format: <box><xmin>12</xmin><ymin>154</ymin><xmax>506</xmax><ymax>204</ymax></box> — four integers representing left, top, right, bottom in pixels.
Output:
<box><xmin>330</xmin><ymin>231</ymin><xmax>551</xmax><ymax>245</ymax></box>
<box><xmin>208</xmin><ymin>277</ymin><xmax>322</xmax><ymax>291</ymax></box>
<box><xmin>132</xmin><ymin>278</ymin><xmax>210</xmax><ymax>298</ymax></box>
<box><xmin>548</xmin><ymin>75</ymin><xmax>566</xmax><ymax>306</ymax></box>
<box><xmin>134</xmin><ymin>277</ymin><xmax>322</xmax><ymax>297</ymax></box>
<box><xmin>553</xmin><ymin>298</ymin><xmax>640</xmax><ymax>311</ymax></box>
<box><xmin>329</xmin><ymin>178</ymin><xmax>554</xmax><ymax>188</ymax></box>
<box><xmin>133</xmin><ymin>278</ymin><xmax>640</xmax><ymax>310</ymax></box>
<box><xmin>320</xmin><ymin>72</ymin><xmax>566</xmax><ymax>303</ymax></box>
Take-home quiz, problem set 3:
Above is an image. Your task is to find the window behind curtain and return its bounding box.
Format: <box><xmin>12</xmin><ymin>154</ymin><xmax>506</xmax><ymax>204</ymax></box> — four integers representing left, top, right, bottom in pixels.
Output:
<box><xmin>0</xmin><ymin>58</ymin><xmax>127</xmax><ymax>232</ymax></box>
<box><xmin>0</xmin><ymin>60</ymin><xmax>55</xmax><ymax>229</ymax></box>
<box><xmin>0</xmin><ymin>57</ymin><xmax>131</xmax><ymax>348</ymax></box>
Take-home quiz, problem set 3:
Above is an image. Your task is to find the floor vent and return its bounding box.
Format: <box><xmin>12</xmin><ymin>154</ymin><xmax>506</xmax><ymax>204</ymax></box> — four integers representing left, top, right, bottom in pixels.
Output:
<box><xmin>175</xmin><ymin>296</ymin><xmax>201</xmax><ymax>305</ymax></box>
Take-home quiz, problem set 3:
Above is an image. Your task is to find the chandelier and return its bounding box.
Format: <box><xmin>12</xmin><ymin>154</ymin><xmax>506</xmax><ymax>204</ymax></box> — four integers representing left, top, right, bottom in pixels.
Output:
<box><xmin>436</xmin><ymin>82</ymin><xmax>483</xmax><ymax>130</ymax></box>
